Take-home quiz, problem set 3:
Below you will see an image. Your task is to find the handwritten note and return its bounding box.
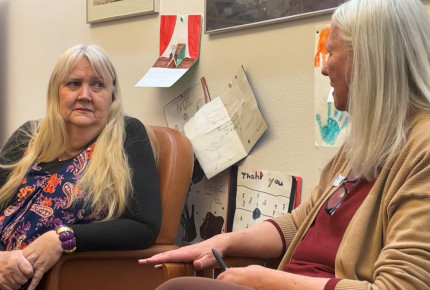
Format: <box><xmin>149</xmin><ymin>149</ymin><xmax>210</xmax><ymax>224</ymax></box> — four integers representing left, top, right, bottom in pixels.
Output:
<box><xmin>184</xmin><ymin>66</ymin><xmax>268</xmax><ymax>179</ymax></box>
<box><xmin>194</xmin><ymin>97</ymin><xmax>231</xmax><ymax>135</ymax></box>
<box><xmin>178</xmin><ymin>165</ymin><xmax>301</xmax><ymax>244</ymax></box>
<box><xmin>233</xmin><ymin>166</ymin><xmax>295</xmax><ymax>231</ymax></box>
<box><xmin>164</xmin><ymin>83</ymin><xmax>205</xmax><ymax>132</ymax></box>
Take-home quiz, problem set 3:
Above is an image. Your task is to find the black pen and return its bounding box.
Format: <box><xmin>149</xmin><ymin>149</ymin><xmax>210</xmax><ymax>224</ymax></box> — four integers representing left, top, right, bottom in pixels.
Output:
<box><xmin>212</xmin><ymin>248</ymin><xmax>229</xmax><ymax>271</ymax></box>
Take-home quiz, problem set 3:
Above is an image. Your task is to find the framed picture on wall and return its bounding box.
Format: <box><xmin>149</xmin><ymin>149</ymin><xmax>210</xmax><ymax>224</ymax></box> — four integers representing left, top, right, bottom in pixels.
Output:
<box><xmin>205</xmin><ymin>0</ymin><xmax>343</xmax><ymax>34</ymax></box>
<box><xmin>87</xmin><ymin>0</ymin><xmax>159</xmax><ymax>24</ymax></box>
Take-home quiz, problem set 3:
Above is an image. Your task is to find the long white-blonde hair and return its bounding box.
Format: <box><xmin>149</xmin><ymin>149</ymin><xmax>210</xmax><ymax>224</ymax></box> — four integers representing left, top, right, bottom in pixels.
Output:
<box><xmin>332</xmin><ymin>0</ymin><xmax>430</xmax><ymax>180</ymax></box>
<box><xmin>0</xmin><ymin>44</ymin><xmax>132</xmax><ymax>219</ymax></box>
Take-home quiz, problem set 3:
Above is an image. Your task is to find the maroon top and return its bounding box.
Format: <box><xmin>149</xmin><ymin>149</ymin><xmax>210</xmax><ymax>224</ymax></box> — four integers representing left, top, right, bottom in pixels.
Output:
<box><xmin>277</xmin><ymin>177</ymin><xmax>374</xmax><ymax>289</ymax></box>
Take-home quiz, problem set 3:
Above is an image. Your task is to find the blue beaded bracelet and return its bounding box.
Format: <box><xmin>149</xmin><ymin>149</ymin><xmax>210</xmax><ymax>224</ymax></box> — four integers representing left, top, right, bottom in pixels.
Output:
<box><xmin>55</xmin><ymin>225</ymin><xmax>77</xmax><ymax>254</ymax></box>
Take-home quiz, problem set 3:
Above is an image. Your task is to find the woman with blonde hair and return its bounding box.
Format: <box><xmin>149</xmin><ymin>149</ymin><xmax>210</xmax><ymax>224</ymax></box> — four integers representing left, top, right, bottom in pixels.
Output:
<box><xmin>0</xmin><ymin>44</ymin><xmax>161</xmax><ymax>290</ymax></box>
<box><xmin>141</xmin><ymin>0</ymin><xmax>430</xmax><ymax>289</ymax></box>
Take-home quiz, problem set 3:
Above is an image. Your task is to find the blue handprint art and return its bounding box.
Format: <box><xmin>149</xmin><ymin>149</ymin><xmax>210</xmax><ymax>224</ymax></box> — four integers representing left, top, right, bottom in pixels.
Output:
<box><xmin>316</xmin><ymin>102</ymin><xmax>349</xmax><ymax>145</ymax></box>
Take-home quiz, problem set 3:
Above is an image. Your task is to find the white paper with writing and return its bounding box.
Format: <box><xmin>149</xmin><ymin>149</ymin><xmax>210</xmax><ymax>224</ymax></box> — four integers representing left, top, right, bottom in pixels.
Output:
<box><xmin>184</xmin><ymin>66</ymin><xmax>268</xmax><ymax>179</ymax></box>
<box><xmin>164</xmin><ymin>83</ymin><xmax>205</xmax><ymax>133</ymax></box>
<box><xmin>194</xmin><ymin>97</ymin><xmax>231</xmax><ymax>135</ymax></box>
<box><xmin>233</xmin><ymin>166</ymin><xmax>293</xmax><ymax>231</ymax></box>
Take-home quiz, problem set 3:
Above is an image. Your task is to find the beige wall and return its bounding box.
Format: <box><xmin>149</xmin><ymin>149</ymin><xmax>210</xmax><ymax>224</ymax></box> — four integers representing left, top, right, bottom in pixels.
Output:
<box><xmin>1</xmin><ymin>0</ymin><xmax>429</xmax><ymax>201</ymax></box>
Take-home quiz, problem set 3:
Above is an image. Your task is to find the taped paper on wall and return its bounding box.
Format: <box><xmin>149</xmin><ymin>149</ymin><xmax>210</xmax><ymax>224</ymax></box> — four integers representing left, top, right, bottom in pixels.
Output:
<box><xmin>177</xmin><ymin>165</ymin><xmax>302</xmax><ymax>245</ymax></box>
<box><xmin>163</xmin><ymin>82</ymin><xmax>205</xmax><ymax>133</ymax></box>
<box><xmin>229</xmin><ymin>165</ymin><xmax>302</xmax><ymax>232</ymax></box>
<box><xmin>179</xmin><ymin>169</ymin><xmax>231</xmax><ymax>245</ymax></box>
<box><xmin>136</xmin><ymin>15</ymin><xmax>202</xmax><ymax>87</ymax></box>
<box><xmin>184</xmin><ymin>66</ymin><xmax>268</xmax><ymax>179</ymax></box>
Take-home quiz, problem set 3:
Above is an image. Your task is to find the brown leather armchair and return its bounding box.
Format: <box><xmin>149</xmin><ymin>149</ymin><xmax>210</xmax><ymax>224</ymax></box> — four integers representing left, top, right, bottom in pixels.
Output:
<box><xmin>39</xmin><ymin>126</ymin><xmax>194</xmax><ymax>290</ymax></box>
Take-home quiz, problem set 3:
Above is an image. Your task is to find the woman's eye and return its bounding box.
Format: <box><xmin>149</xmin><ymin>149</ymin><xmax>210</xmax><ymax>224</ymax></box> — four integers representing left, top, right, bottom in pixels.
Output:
<box><xmin>92</xmin><ymin>81</ymin><xmax>105</xmax><ymax>89</ymax></box>
<box><xmin>66</xmin><ymin>81</ymin><xmax>81</xmax><ymax>89</ymax></box>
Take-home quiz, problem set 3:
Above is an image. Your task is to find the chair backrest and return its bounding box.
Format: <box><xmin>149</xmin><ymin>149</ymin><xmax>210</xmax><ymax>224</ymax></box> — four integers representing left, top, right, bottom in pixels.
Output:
<box><xmin>151</xmin><ymin>126</ymin><xmax>194</xmax><ymax>245</ymax></box>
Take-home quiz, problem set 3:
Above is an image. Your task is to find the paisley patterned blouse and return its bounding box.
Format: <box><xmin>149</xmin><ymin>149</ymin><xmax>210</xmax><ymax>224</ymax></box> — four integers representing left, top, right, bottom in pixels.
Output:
<box><xmin>0</xmin><ymin>143</ymin><xmax>105</xmax><ymax>250</ymax></box>
<box><xmin>0</xmin><ymin>117</ymin><xmax>161</xmax><ymax>252</ymax></box>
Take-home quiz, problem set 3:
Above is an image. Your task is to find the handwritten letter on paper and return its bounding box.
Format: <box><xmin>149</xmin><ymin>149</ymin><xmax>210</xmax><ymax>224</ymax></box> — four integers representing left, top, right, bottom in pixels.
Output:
<box><xmin>184</xmin><ymin>66</ymin><xmax>268</xmax><ymax>179</ymax></box>
<box><xmin>233</xmin><ymin>166</ymin><xmax>295</xmax><ymax>231</ymax></box>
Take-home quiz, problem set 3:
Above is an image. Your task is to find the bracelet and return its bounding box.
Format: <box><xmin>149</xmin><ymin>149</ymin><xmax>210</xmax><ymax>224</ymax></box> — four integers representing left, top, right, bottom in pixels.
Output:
<box><xmin>55</xmin><ymin>225</ymin><xmax>77</xmax><ymax>254</ymax></box>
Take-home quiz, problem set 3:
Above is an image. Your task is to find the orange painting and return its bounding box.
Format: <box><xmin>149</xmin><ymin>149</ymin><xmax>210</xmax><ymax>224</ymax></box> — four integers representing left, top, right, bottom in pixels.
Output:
<box><xmin>314</xmin><ymin>27</ymin><xmax>330</xmax><ymax>68</ymax></box>
<box><xmin>314</xmin><ymin>27</ymin><xmax>330</xmax><ymax>67</ymax></box>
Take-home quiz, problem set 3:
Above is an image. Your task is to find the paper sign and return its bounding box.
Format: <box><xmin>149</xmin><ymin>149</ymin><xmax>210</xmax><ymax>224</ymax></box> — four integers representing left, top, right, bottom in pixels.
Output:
<box><xmin>177</xmin><ymin>165</ymin><xmax>301</xmax><ymax>245</ymax></box>
<box><xmin>163</xmin><ymin>83</ymin><xmax>205</xmax><ymax>133</ymax></box>
<box><xmin>179</xmin><ymin>170</ymin><xmax>230</xmax><ymax>245</ymax></box>
<box><xmin>194</xmin><ymin>97</ymin><xmax>231</xmax><ymax>135</ymax></box>
<box><xmin>184</xmin><ymin>66</ymin><xmax>268</xmax><ymax>179</ymax></box>
<box><xmin>232</xmin><ymin>166</ymin><xmax>296</xmax><ymax>231</ymax></box>
<box><xmin>136</xmin><ymin>15</ymin><xmax>202</xmax><ymax>88</ymax></box>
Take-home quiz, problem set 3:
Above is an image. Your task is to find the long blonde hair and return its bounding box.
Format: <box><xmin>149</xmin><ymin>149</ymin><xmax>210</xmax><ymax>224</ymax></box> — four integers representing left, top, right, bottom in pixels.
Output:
<box><xmin>0</xmin><ymin>44</ymin><xmax>132</xmax><ymax>219</ymax></box>
<box><xmin>332</xmin><ymin>0</ymin><xmax>430</xmax><ymax>180</ymax></box>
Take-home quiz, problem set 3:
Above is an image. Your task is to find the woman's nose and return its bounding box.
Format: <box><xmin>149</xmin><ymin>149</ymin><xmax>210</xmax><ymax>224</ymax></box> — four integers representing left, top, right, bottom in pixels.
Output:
<box><xmin>321</xmin><ymin>62</ymin><xmax>329</xmax><ymax>76</ymax></box>
<box><xmin>78</xmin><ymin>84</ymin><xmax>92</xmax><ymax>101</ymax></box>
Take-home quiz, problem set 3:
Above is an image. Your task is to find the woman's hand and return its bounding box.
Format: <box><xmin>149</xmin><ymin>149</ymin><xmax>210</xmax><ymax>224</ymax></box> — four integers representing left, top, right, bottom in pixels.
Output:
<box><xmin>218</xmin><ymin>265</ymin><xmax>329</xmax><ymax>290</ymax></box>
<box><xmin>217</xmin><ymin>265</ymin><xmax>283</xmax><ymax>290</ymax></box>
<box><xmin>0</xmin><ymin>250</ymin><xmax>34</xmax><ymax>290</ymax></box>
<box><xmin>140</xmin><ymin>222</ymin><xmax>283</xmax><ymax>272</ymax></box>
<box><xmin>139</xmin><ymin>238</ymin><xmax>221</xmax><ymax>271</ymax></box>
<box><xmin>22</xmin><ymin>230</ymin><xmax>63</xmax><ymax>290</ymax></box>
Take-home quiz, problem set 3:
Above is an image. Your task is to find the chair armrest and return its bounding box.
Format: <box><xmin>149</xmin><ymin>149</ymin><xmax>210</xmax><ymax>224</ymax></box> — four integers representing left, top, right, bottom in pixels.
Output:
<box><xmin>162</xmin><ymin>256</ymin><xmax>282</xmax><ymax>280</ymax></box>
<box><xmin>161</xmin><ymin>262</ymin><xmax>195</xmax><ymax>280</ymax></box>
<box><xmin>40</xmin><ymin>245</ymin><xmax>179</xmax><ymax>290</ymax></box>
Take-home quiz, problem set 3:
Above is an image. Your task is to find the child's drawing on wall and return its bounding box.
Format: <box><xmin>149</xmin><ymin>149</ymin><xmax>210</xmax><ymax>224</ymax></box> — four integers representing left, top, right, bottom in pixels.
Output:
<box><xmin>178</xmin><ymin>170</ymin><xmax>230</xmax><ymax>245</ymax></box>
<box><xmin>136</xmin><ymin>15</ymin><xmax>202</xmax><ymax>87</ymax></box>
<box><xmin>314</xmin><ymin>25</ymin><xmax>349</xmax><ymax>147</ymax></box>
<box><xmin>205</xmin><ymin>135</ymin><xmax>232</xmax><ymax>171</ymax></box>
